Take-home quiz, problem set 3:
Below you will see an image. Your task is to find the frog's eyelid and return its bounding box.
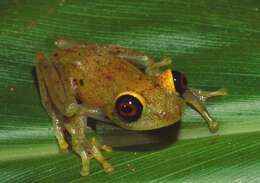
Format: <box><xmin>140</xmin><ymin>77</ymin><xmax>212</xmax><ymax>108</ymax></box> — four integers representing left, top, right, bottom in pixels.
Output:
<box><xmin>115</xmin><ymin>91</ymin><xmax>146</xmax><ymax>107</ymax></box>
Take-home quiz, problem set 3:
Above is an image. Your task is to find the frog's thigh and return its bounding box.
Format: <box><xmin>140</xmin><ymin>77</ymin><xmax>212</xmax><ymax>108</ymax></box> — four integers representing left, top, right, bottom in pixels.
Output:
<box><xmin>36</xmin><ymin>60</ymin><xmax>69</xmax><ymax>150</ymax></box>
<box><xmin>36</xmin><ymin>58</ymin><xmax>55</xmax><ymax>116</ymax></box>
<box><xmin>37</xmin><ymin>54</ymin><xmax>80</xmax><ymax>117</ymax></box>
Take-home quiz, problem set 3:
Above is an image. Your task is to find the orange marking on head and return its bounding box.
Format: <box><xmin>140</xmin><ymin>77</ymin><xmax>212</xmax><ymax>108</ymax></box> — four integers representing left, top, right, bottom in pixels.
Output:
<box><xmin>156</xmin><ymin>69</ymin><xmax>176</xmax><ymax>94</ymax></box>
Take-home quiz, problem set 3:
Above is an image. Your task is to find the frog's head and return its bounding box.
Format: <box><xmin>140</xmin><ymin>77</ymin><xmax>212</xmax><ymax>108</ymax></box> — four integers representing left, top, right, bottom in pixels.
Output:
<box><xmin>105</xmin><ymin>71</ymin><xmax>187</xmax><ymax>130</ymax></box>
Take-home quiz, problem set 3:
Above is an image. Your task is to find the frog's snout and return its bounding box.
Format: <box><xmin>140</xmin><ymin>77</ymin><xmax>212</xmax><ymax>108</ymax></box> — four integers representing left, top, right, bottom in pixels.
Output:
<box><xmin>157</xmin><ymin>103</ymin><xmax>182</xmax><ymax>121</ymax></box>
<box><xmin>157</xmin><ymin>111</ymin><xmax>175</xmax><ymax>121</ymax></box>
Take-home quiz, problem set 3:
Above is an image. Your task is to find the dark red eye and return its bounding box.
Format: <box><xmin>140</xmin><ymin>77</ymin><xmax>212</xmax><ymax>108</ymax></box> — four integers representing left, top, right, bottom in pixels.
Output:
<box><xmin>115</xmin><ymin>95</ymin><xmax>143</xmax><ymax>122</ymax></box>
<box><xmin>172</xmin><ymin>70</ymin><xmax>188</xmax><ymax>96</ymax></box>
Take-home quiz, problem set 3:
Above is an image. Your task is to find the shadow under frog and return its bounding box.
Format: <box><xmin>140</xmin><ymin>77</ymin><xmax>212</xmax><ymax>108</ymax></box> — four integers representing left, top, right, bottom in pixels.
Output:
<box><xmin>88</xmin><ymin>118</ymin><xmax>181</xmax><ymax>151</ymax></box>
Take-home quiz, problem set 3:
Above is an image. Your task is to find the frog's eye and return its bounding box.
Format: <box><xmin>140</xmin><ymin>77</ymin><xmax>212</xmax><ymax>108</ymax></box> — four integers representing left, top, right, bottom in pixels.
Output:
<box><xmin>115</xmin><ymin>94</ymin><xmax>143</xmax><ymax>122</ymax></box>
<box><xmin>172</xmin><ymin>70</ymin><xmax>188</xmax><ymax>96</ymax></box>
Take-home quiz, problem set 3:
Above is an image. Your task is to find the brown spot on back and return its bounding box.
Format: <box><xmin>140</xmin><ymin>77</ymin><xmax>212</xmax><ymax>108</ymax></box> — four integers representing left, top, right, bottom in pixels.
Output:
<box><xmin>79</xmin><ymin>79</ymin><xmax>84</xmax><ymax>86</ymax></box>
<box><xmin>72</xmin><ymin>78</ymin><xmax>78</xmax><ymax>90</ymax></box>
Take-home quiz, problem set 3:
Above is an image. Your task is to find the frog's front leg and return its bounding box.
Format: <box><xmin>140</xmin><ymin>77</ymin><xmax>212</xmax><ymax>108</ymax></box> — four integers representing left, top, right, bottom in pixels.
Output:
<box><xmin>64</xmin><ymin>115</ymin><xmax>113</xmax><ymax>176</ymax></box>
<box><xmin>183</xmin><ymin>88</ymin><xmax>227</xmax><ymax>133</ymax></box>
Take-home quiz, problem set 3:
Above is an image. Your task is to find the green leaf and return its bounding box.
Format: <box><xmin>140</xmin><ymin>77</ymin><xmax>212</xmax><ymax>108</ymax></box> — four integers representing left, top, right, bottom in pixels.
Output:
<box><xmin>1</xmin><ymin>0</ymin><xmax>260</xmax><ymax>182</ymax></box>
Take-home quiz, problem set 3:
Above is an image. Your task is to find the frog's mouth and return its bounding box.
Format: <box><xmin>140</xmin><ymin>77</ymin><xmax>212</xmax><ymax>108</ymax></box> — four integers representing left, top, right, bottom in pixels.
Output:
<box><xmin>112</xmin><ymin>102</ymin><xmax>184</xmax><ymax>131</ymax></box>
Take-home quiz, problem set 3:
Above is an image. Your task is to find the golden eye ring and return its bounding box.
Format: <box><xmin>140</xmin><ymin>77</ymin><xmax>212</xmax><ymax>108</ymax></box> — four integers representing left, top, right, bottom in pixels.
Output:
<box><xmin>115</xmin><ymin>92</ymin><xmax>145</xmax><ymax>122</ymax></box>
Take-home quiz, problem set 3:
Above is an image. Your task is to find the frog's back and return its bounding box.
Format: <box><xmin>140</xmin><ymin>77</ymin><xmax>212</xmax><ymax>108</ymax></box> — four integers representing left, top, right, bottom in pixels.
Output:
<box><xmin>53</xmin><ymin>44</ymin><xmax>155</xmax><ymax>108</ymax></box>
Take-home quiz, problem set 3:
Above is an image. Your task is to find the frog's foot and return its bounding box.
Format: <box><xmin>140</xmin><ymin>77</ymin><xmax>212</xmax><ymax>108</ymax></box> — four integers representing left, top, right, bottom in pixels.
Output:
<box><xmin>64</xmin><ymin>115</ymin><xmax>113</xmax><ymax>176</ymax></box>
<box><xmin>189</xmin><ymin>88</ymin><xmax>227</xmax><ymax>103</ymax></box>
<box><xmin>91</xmin><ymin>137</ymin><xmax>113</xmax><ymax>152</ymax></box>
<box><xmin>75</xmin><ymin>142</ymin><xmax>114</xmax><ymax>176</ymax></box>
<box><xmin>101</xmin><ymin>145</ymin><xmax>113</xmax><ymax>152</ymax></box>
<box><xmin>183</xmin><ymin>88</ymin><xmax>227</xmax><ymax>133</ymax></box>
<box><xmin>145</xmin><ymin>56</ymin><xmax>172</xmax><ymax>76</ymax></box>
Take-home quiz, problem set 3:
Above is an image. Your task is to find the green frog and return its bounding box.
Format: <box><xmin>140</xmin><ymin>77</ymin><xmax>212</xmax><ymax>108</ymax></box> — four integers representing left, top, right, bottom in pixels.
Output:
<box><xmin>35</xmin><ymin>39</ymin><xmax>226</xmax><ymax>176</ymax></box>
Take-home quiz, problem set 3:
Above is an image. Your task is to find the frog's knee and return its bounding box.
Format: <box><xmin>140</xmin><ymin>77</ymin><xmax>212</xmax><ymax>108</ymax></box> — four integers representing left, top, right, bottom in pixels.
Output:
<box><xmin>64</xmin><ymin>103</ymin><xmax>78</xmax><ymax>117</ymax></box>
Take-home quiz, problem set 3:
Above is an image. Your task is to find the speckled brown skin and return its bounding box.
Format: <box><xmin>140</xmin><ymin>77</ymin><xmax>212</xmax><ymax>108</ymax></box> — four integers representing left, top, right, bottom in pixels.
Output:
<box><xmin>36</xmin><ymin>43</ymin><xmax>184</xmax><ymax>176</ymax></box>
<box><xmin>53</xmin><ymin>45</ymin><xmax>154</xmax><ymax>109</ymax></box>
<box><xmin>51</xmin><ymin>44</ymin><xmax>184</xmax><ymax>130</ymax></box>
<box><xmin>36</xmin><ymin>40</ymin><xmax>226</xmax><ymax>176</ymax></box>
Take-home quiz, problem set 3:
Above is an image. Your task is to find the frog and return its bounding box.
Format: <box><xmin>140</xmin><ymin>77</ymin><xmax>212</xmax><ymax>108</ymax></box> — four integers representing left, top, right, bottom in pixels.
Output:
<box><xmin>35</xmin><ymin>38</ymin><xmax>227</xmax><ymax>176</ymax></box>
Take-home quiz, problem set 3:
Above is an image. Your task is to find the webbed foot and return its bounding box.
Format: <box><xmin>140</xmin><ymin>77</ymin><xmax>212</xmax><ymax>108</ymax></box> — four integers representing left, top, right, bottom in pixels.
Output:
<box><xmin>183</xmin><ymin>88</ymin><xmax>227</xmax><ymax>133</ymax></box>
<box><xmin>64</xmin><ymin>116</ymin><xmax>113</xmax><ymax>176</ymax></box>
<box><xmin>78</xmin><ymin>139</ymin><xmax>113</xmax><ymax>176</ymax></box>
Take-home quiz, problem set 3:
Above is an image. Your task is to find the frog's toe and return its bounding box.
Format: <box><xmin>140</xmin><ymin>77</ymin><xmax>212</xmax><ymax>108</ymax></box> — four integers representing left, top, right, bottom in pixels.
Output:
<box><xmin>59</xmin><ymin>145</ymin><xmax>69</xmax><ymax>153</ymax></box>
<box><xmin>103</xmin><ymin>161</ymin><xmax>114</xmax><ymax>173</ymax></box>
<box><xmin>101</xmin><ymin>145</ymin><xmax>113</xmax><ymax>152</ymax></box>
<box><xmin>215</xmin><ymin>88</ymin><xmax>228</xmax><ymax>96</ymax></box>
<box><xmin>80</xmin><ymin>169</ymin><xmax>90</xmax><ymax>176</ymax></box>
<box><xmin>90</xmin><ymin>137</ymin><xmax>113</xmax><ymax>152</ymax></box>
<box><xmin>90</xmin><ymin>145</ymin><xmax>114</xmax><ymax>174</ymax></box>
<box><xmin>208</xmin><ymin>121</ymin><xmax>219</xmax><ymax>133</ymax></box>
<box><xmin>73</xmin><ymin>138</ymin><xmax>113</xmax><ymax>176</ymax></box>
<box><xmin>55</xmin><ymin>135</ymin><xmax>69</xmax><ymax>152</ymax></box>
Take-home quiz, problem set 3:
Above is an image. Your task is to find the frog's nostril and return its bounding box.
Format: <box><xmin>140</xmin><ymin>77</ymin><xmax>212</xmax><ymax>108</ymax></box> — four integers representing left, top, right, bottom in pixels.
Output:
<box><xmin>158</xmin><ymin>111</ymin><xmax>167</xmax><ymax>118</ymax></box>
<box><xmin>157</xmin><ymin>111</ymin><xmax>174</xmax><ymax>120</ymax></box>
<box><xmin>175</xmin><ymin>104</ymin><xmax>181</xmax><ymax>115</ymax></box>
<box><xmin>157</xmin><ymin>104</ymin><xmax>182</xmax><ymax>121</ymax></box>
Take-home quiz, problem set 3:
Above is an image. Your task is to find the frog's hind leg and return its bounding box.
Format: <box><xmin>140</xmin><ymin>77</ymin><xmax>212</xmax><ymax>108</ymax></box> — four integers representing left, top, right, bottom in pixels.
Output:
<box><xmin>106</xmin><ymin>45</ymin><xmax>172</xmax><ymax>76</ymax></box>
<box><xmin>36</xmin><ymin>52</ymin><xmax>81</xmax><ymax>117</ymax></box>
<box><xmin>145</xmin><ymin>56</ymin><xmax>172</xmax><ymax>76</ymax></box>
<box><xmin>35</xmin><ymin>54</ymin><xmax>69</xmax><ymax>151</ymax></box>
<box><xmin>36</xmin><ymin>52</ymin><xmax>113</xmax><ymax>176</ymax></box>
<box><xmin>106</xmin><ymin>45</ymin><xmax>155</xmax><ymax>71</ymax></box>
<box><xmin>182</xmin><ymin>88</ymin><xmax>227</xmax><ymax>133</ymax></box>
